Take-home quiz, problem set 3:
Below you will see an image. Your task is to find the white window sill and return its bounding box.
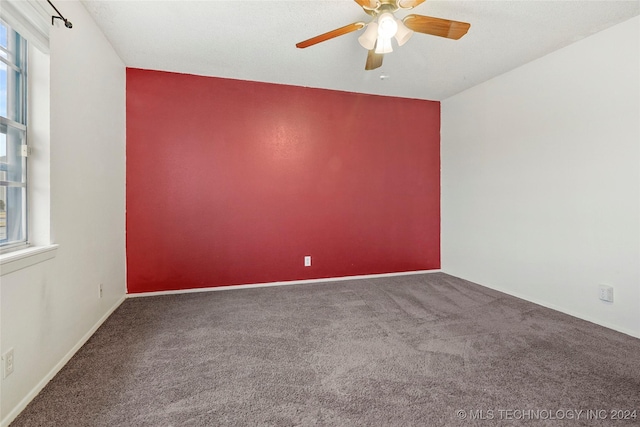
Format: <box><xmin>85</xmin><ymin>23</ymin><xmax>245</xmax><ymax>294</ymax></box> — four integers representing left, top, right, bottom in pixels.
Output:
<box><xmin>0</xmin><ymin>244</ymin><xmax>59</xmax><ymax>276</ymax></box>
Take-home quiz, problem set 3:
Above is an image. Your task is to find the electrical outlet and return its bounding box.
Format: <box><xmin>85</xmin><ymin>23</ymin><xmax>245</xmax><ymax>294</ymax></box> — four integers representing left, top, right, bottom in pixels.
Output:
<box><xmin>99</xmin><ymin>283</ymin><xmax>103</xmax><ymax>299</ymax></box>
<box><xmin>3</xmin><ymin>348</ymin><xmax>14</xmax><ymax>378</ymax></box>
<box><xmin>598</xmin><ymin>284</ymin><xmax>613</xmax><ymax>303</ymax></box>
<box><xmin>304</xmin><ymin>256</ymin><xmax>311</xmax><ymax>267</ymax></box>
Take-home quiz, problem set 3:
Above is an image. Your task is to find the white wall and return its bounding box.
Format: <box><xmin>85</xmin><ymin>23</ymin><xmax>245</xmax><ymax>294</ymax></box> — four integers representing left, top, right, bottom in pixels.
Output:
<box><xmin>0</xmin><ymin>1</ymin><xmax>126</xmax><ymax>424</ymax></box>
<box><xmin>442</xmin><ymin>16</ymin><xmax>640</xmax><ymax>338</ymax></box>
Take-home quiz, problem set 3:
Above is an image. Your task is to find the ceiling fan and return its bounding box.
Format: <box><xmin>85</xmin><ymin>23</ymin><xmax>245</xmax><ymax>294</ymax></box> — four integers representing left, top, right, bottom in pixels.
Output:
<box><xmin>296</xmin><ymin>0</ymin><xmax>471</xmax><ymax>70</ymax></box>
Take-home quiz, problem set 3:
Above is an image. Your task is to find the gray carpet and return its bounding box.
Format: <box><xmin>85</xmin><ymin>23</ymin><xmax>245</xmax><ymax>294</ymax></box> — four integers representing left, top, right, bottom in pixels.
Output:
<box><xmin>11</xmin><ymin>273</ymin><xmax>640</xmax><ymax>426</ymax></box>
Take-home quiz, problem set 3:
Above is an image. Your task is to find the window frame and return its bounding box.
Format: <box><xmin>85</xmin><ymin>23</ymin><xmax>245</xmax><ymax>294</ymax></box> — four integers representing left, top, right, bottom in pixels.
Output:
<box><xmin>0</xmin><ymin>19</ymin><xmax>29</xmax><ymax>253</ymax></box>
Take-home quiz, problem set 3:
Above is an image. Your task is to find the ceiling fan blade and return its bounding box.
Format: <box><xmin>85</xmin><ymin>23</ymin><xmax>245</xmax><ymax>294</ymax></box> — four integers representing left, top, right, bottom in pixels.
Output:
<box><xmin>365</xmin><ymin>49</ymin><xmax>383</xmax><ymax>70</ymax></box>
<box><xmin>296</xmin><ymin>22</ymin><xmax>366</xmax><ymax>49</ymax></box>
<box><xmin>398</xmin><ymin>0</ymin><xmax>426</xmax><ymax>9</ymax></box>
<box><xmin>403</xmin><ymin>15</ymin><xmax>470</xmax><ymax>40</ymax></box>
<box><xmin>354</xmin><ymin>0</ymin><xmax>378</xmax><ymax>10</ymax></box>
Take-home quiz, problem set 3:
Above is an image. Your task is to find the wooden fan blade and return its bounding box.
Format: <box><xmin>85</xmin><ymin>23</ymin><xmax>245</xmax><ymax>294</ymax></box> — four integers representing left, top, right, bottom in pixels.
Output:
<box><xmin>398</xmin><ymin>0</ymin><xmax>426</xmax><ymax>9</ymax></box>
<box><xmin>403</xmin><ymin>14</ymin><xmax>470</xmax><ymax>40</ymax></box>
<box><xmin>365</xmin><ymin>49</ymin><xmax>383</xmax><ymax>70</ymax></box>
<box><xmin>296</xmin><ymin>22</ymin><xmax>365</xmax><ymax>49</ymax></box>
<box><xmin>354</xmin><ymin>0</ymin><xmax>378</xmax><ymax>10</ymax></box>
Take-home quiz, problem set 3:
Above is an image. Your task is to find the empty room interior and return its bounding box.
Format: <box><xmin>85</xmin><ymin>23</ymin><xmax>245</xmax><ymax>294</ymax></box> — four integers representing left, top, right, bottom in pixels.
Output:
<box><xmin>0</xmin><ymin>0</ymin><xmax>639</xmax><ymax>425</ymax></box>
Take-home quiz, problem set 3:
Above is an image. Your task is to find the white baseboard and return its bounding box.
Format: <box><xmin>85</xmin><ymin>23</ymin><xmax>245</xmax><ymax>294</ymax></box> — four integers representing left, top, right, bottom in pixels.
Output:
<box><xmin>501</xmin><ymin>290</ymin><xmax>640</xmax><ymax>339</ymax></box>
<box><xmin>443</xmin><ymin>272</ymin><xmax>640</xmax><ymax>340</ymax></box>
<box><xmin>127</xmin><ymin>269</ymin><xmax>443</xmax><ymax>298</ymax></box>
<box><xmin>1</xmin><ymin>295</ymin><xmax>127</xmax><ymax>427</ymax></box>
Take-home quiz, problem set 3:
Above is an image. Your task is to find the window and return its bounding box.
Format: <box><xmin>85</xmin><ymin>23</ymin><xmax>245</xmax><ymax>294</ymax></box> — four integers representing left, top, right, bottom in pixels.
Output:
<box><xmin>0</xmin><ymin>20</ymin><xmax>28</xmax><ymax>251</ymax></box>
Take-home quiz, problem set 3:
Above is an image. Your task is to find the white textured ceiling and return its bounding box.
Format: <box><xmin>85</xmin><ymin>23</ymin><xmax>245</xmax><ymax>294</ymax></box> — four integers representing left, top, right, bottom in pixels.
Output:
<box><xmin>80</xmin><ymin>0</ymin><xmax>639</xmax><ymax>100</ymax></box>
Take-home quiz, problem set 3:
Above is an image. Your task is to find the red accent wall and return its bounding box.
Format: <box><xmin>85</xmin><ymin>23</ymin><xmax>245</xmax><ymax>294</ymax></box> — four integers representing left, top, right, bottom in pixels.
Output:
<box><xmin>126</xmin><ymin>68</ymin><xmax>440</xmax><ymax>293</ymax></box>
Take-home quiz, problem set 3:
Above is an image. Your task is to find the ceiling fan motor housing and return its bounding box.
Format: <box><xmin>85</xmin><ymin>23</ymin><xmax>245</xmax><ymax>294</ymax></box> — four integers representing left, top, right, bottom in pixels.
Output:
<box><xmin>363</xmin><ymin>1</ymin><xmax>401</xmax><ymax>17</ymax></box>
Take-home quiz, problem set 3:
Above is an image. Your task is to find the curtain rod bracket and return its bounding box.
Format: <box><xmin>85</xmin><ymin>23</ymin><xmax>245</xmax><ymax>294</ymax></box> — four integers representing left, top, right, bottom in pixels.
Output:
<box><xmin>47</xmin><ymin>0</ymin><xmax>73</xmax><ymax>29</ymax></box>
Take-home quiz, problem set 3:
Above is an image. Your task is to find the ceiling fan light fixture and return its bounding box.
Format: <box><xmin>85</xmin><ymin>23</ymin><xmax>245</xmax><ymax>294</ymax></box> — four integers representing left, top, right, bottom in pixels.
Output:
<box><xmin>377</xmin><ymin>12</ymin><xmax>398</xmax><ymax>39</ymax></box>
<box><xmin>358</xmin><ymin>22</ymin><xmax>379</xmax><ymax>50</ymax></box>
<box><xmin>374</xmin><ymin>37</ymin><xmax>393</xmax><ymax>54</ymax></box>
<box><xmin>294</xmin><ymin>0</ymin><xmax>472</xmax><ymax>71</ymax></box>
<box><xmin>394</xmin><ymin>19</ymin><xmax>413</xmax><ymax>46</ymax></box>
